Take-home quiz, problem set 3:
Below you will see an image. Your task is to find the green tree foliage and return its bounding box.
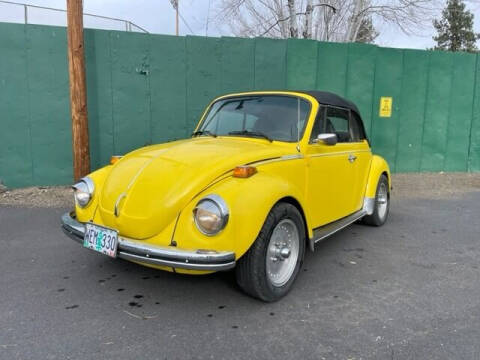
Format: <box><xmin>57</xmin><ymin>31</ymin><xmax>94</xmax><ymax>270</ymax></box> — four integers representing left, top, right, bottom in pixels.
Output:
<box><xmin>433</xmin><ymin>0</ymin><xmax>479</xmax><ymax>52</ymax></box>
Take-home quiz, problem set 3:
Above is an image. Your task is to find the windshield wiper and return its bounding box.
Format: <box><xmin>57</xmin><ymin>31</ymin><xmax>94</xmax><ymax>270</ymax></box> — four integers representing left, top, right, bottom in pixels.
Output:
<box><xmin>228</xmin><ymin>130</ymin><xmax>272</xmax><ymax>142</ymax></box>
<box><xmin>192</xmin><ymin>130</ymin><xmax>217</xmax><ymax>137</ymax></box>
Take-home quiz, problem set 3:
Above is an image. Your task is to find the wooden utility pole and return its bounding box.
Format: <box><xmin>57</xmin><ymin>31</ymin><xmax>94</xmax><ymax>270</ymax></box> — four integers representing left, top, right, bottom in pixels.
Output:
<box><xmin>66</xmin><ymin>0</ymin><xmax>90</xmax><ymax>181</ymax></box>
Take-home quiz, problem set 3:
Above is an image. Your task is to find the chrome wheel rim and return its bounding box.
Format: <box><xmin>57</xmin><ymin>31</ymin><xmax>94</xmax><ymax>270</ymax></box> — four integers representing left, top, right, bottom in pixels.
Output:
<box><xmin>377</xmin><ymin>182</ymin><xmax>388</xmax><ymax>220</ymax></box>
<box><xmin>266</xmin><ymin>219</ymin><xmax>300</xmax><ymax>287</ymax></box>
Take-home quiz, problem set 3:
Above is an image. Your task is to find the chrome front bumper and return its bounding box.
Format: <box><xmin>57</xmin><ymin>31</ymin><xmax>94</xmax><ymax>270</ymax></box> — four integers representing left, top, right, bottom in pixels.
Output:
<box><xmin>61</xmin><ymin>212</ymin><xmax>236</xmax><ymax>271</ymax></box>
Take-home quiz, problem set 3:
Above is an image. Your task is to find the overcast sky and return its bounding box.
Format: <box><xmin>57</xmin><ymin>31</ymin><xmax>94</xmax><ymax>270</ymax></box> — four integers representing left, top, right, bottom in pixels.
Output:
<box><xmin>0</xmin><ymin>0</ymin><xmax>479</xmax><ymax>50</ymax></box>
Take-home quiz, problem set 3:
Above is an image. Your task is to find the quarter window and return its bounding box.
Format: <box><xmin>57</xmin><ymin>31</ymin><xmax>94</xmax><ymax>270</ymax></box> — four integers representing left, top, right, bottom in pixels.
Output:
<box><xmin>350</xmin><ymin>112</ymin><xmax>366</xmax><ymax>142</ymax></box>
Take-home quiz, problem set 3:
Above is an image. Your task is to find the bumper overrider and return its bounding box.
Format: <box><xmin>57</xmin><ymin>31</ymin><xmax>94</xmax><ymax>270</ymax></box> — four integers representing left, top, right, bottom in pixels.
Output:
<box><xmin>61</xmin><ymin>212</ymin><xmax>236</xmax><ymax>271</ymax></box>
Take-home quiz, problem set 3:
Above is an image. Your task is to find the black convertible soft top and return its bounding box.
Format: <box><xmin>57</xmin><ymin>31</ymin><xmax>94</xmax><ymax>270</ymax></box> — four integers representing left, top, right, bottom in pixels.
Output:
<box><xmin>295</xmin><ymin>90</ymin><xmax>361</xmax><ymax>116</ymax></box>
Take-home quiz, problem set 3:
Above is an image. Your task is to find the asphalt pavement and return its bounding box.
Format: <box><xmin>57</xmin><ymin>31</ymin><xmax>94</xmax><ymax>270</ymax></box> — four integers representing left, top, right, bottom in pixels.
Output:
<box><xmin>1</xmin><ymin>191</ymin><xmax>480</xmax><ymax>360</ymax></box>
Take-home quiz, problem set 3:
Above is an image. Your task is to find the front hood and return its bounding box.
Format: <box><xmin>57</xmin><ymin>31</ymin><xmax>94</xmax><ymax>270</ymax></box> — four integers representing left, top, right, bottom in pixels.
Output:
<box><xmin>99</xmin><ymin>137</ymin><xmax>293</xmax><ymax>239</ymax></box>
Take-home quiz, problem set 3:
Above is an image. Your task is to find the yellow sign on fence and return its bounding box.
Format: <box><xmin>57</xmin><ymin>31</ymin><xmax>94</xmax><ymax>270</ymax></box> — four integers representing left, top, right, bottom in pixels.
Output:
<box><xmin>379</xmin><ymin>97</ymin><xmax>393</xmax><ymax>117</ymax></box>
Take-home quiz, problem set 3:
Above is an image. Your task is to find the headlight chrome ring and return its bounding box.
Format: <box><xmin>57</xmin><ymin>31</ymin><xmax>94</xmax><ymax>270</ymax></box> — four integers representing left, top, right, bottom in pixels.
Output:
<box><xmin>193</xmin><ymin>194</ymin><xmax>229</xmax><ymax>236</ymax></box>
<box><xmin>72</xmin><ymin>177</ymin><xmax>95</xmax><ymax>208</ymax></box>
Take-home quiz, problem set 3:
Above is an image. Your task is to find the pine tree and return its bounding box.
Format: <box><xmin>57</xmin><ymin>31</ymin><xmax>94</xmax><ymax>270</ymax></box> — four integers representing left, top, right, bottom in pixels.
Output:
<box><xmin>433</xmin><ymin>0</ymin><xmax>479</xmax><ymax>52</ymax></box>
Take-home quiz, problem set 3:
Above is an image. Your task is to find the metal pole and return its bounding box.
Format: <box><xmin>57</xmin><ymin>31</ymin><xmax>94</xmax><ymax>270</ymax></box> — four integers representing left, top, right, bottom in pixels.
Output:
<box><xmin>66</xmin><ymin>0</ymin><xmax>90</xmax><ymax>181</ymax></box>
<box><xmin>24</xmin><ymin>4</ymin><xmax>27</xmax><ymax>24</ymax></box>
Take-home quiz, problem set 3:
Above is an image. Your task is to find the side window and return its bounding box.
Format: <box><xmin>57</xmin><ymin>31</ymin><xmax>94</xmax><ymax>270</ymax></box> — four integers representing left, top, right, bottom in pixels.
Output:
<box><xmin>309</xmin><ymin>106</ymin><xmax>326</xmax><ymax>142</ymax></box>
<box><xmin>326</xmin><ymin>107</ymin><xmax>350</xmax><ymax>143</ymax></box>
<box><xmin>350</xmin><ymin>112</ymin><xmax>366</xmax><ymax>142</ymax></box>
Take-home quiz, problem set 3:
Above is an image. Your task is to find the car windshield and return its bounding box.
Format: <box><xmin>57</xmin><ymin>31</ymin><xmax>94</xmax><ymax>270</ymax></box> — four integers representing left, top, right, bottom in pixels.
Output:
<box><xmin>197</xmin><ymin>95</ymin><xmax>311</xmax><ymax>142</ymax></box>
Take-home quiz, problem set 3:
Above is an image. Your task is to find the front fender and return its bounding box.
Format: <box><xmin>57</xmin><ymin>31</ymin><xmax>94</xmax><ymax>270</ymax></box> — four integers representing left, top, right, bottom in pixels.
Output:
<box><xmin>172</xmin><ymin>166</ymin><xmax>311</xmax><ymax>261</ymax></box>
<box><xmin>365</xmin><ymin>155</ymin><xmax>391</xmax><ymax>198</ymax></box>
<box><xmin>75</xmin><ymin>165</ymin><xmax>112</xmax><ymax>222</ymax></box>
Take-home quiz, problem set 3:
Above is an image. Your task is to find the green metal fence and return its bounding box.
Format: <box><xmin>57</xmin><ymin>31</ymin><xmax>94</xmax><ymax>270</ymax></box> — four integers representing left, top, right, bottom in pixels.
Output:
<box><xmin>1</xmin><ymin>22</ymin><xmax>479</xmax><ymax>188</ymax></box>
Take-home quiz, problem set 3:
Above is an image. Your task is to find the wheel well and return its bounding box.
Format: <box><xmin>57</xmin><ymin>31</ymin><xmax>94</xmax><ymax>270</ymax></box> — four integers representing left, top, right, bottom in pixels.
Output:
<box><xmin>381</xmin><ymin>171</ymin><xmax>390</xmax><ymax>190</ymax></box>
<box><xmin>276</xmin><ymin>196</ymin><xmax>309</xmax><ymax>242</ymax></box>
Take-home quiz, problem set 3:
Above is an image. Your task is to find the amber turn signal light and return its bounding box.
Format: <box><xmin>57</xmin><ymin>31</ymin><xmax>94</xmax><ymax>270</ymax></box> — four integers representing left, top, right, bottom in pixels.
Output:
<box><xmin>110</xmin><ymin>155</ymin><xmax>123</xmax><ymax>165</ymax></box>
<box><xmin>233</xmin><ymin>166</ymin><xmax>257</xmax><ymax>178</ymax></box>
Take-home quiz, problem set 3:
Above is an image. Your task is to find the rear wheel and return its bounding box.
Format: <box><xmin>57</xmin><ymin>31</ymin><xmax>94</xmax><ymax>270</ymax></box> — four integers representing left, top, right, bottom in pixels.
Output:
<box><xmin>363</xmin><ymin>174</ymin><xmax>389</xmax><ymax>226</ymax></box>
<box><xmin>235</xmin><ymin>203</ymin><xmax>306</xmax><ymax>302</ymax></box>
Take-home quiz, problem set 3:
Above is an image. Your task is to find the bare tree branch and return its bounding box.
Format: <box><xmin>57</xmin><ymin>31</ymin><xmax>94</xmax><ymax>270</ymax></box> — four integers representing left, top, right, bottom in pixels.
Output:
<box><xmin>213</xmin><ymin>0</ymin><xmax>437</xmax><ymax>42</ymax></box>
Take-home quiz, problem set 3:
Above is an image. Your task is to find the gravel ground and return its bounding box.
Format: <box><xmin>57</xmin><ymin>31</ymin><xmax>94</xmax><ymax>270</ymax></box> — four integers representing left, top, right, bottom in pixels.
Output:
<box><xmin>0</xmin><ymin>172</ymin><xmax>479</xmax><ymax>208</ymax></box>
<box><xmin>392</xmin><ymin>172</ymin><xmax>480</xmax><ymax>199</ymax></box>
<box><xmin>0</xmin><ymin>185</ymin><xmax>73</xmax><ymax>208</ymax></box>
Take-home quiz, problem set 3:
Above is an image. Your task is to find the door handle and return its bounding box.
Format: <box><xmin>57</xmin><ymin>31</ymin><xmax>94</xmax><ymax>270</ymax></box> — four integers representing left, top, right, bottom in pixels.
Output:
<box><xmin>348</xmin><ymin>154</ymin><xmax>357</xmax><ymax>163</ymax></box>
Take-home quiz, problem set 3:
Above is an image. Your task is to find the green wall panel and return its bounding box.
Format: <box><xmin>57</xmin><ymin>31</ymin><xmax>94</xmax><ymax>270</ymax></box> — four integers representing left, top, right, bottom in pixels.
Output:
<box><xmin>420</xmin><ymin>51</ymin><xmax>454</xmax><ymax>172</ymax></box>
<box><xmin>444</xmin><ymin>52</ymin><xmax>476</xmax><ymax>171</ymax></box>
<box><xmin>0</xmin><ymin>23</ymin><xmax>32</xmax><ymax>188</ymax></box>
<box><xmin>221</xmin><ymin>37</ymin><xmax>255</xmax><ymax>94</ymax></box>
<box><xmin>316</xmin><ymin>42</ymin><xmax>348</xmax><ymax>96</ymax></box>
<box><xmin>149</xmin><ymin>34</ymin><xmax>187</xmax><ymax>142</ymax></box>
<box><xmin>110</xmin><ymin>31</ymin><xmax>151</xmax><ymax>155</ymax></box>
<box><xmin>371</xmin><ymin>48</ymin><xmax>404</xmax><ymax>172</ymax></box>
<box><xmin>26</xmin><ymin>25</ymin><xmax>72</xmax><ymax>186</ymax></box>
<box><xmin>286</xmin><ymin>39</ymin><xmax>317</xmax><ymax>89</ymax></box>
<box><xmin>254</xmin><ymin>37</ymin><xmax>287</xmax><ymax>90</ymax></box>
<box><xmin>85</xmin><ymin>28</ymin><xmax>114</xmax><ymax>169</ymax></box>
<box><xmin>469</xmin><ymin>56</ymin><xmax>480</xmax><ymax>171</ymax></box>
<box><xmin>186</xmin><ymin>36</ymin><xmax>222</xmax><ymax>132</ymax></box>
<box><xmin>2</xmin><ymin>22</ymin><xmax>480</xmax><ymax>188</ymax></box>
<box><xmin>345</xmin><ymin>43</ymin><xmax>377</xmax><ymax>135</ymax></box>
<box><xmin>395</xmin><ymin>50</ymin><xmax>429</xmax><ymax>172</ymax></box>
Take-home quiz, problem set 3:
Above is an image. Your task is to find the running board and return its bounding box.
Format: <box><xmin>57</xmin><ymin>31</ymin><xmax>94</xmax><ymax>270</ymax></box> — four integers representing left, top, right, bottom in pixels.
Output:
<box><xmin>309</xmin><ymin>210</ymin><xmax>366</xmax><ymax>251</ymax></box>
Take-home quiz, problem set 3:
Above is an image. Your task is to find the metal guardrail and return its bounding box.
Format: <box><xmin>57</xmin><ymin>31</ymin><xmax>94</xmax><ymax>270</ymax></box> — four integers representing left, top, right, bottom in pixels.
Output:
<box><xmin>0</xmin><ymin>0</ymin><xmax>149</xmax><ymax>33</ymax></box>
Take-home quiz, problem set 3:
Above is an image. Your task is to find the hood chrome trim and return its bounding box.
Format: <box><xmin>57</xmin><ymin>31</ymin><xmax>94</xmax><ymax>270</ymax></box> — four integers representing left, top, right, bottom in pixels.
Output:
<box><xmin>106</xmin><ymin>150</ymin><xmax>168</xmax><ymax>216</ymax></box>
<box><xmin>114</xmin><ymin>192</ymin><xmax>127</xmax><ymax>217</ymax></box>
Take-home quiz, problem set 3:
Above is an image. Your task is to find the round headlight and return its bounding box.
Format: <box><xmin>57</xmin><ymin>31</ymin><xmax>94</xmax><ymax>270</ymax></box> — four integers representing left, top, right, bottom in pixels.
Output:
<box><xmin>72</xmin><ymin>177</ymin><xmax>94</xmax><ymax>208</ymax></box>
<box><xmin>193</xmin><ymin>195</ymin><xmax>229</xmax><ymax>236</ymax></box>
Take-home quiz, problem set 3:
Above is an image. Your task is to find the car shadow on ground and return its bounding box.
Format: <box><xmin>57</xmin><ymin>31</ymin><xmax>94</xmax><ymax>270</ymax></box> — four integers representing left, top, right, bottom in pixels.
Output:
<box><xmin>73</xmin><ymin>218</ymin><xmax>381</xmax><ymax>313</ymax></box>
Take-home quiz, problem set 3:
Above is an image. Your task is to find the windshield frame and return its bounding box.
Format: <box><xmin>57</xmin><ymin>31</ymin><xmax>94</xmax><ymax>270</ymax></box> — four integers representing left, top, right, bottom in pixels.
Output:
<box><xmin>195</xmin><ymin>94</ymin><xmax>313</xmax><ymax>143</ymax></box>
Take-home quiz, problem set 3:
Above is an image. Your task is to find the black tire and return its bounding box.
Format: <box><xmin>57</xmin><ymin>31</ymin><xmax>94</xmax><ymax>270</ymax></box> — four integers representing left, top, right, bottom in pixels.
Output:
<box><xmin>363</xmin><ymin>174</ymin><xmax>390</xmax><ymax>226</ymax></box>
<box><xmin>235</xmin><ymin>202</ymin><xmax>306</xmax><ymax>302</ymax></box>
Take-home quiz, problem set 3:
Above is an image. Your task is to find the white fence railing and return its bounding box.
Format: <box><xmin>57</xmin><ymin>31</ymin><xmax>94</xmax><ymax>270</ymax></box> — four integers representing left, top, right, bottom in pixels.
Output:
<box><xmin>0</xmin><ymin>0</ymin><xmax>148</xmax><ymax>33</ymax></box>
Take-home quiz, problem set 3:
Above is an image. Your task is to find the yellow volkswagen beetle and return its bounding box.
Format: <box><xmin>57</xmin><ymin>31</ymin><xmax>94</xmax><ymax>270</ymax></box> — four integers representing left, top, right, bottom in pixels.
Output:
<box><xmin>61</xmin><ymin>90</ymin><xmax>391</xmax><ymax>302</ymax></box>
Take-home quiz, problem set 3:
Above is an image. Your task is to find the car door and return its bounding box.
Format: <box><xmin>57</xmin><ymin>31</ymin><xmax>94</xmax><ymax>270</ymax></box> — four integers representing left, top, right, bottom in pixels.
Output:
<box><xmin>349</xmin><ymin>111</ymin><xmax>373</xmax><ymax>211</ymax></box>
<box><xmin>305</xmin><ymin>105</ymin><xmax>359</xmax><ymax>228</ymax></box>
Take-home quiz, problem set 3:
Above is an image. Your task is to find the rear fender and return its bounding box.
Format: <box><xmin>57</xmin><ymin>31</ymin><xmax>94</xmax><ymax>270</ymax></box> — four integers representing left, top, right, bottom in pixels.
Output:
<box><xmin>365</xmin><ymin>155</ymin><xmax>391</xmax><ymax>199</ymax></box>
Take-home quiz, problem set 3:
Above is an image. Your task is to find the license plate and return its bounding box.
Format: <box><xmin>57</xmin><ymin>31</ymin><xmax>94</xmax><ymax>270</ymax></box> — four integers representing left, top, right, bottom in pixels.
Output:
<box><xmin>84</xmin><ymin>223</ymin><xmax>118</xmax><ymax>258</ymax></box>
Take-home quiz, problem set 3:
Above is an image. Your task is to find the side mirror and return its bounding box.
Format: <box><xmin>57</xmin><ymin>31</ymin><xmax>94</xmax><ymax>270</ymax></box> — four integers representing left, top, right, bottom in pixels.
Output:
<box><xmin>315</xmin><ymin>133</ymin><xmax>337</xmax><ymax>146</ymax></box>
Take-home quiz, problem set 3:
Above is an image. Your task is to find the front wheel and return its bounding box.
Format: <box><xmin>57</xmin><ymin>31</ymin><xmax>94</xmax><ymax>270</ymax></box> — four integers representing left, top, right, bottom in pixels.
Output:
<box><xmin>235</xmin><ymin>203</ymin><xmax>306</xmax><ymax>302</ymax></box>
<box><xmin>363</xmin><ymin>174</ymin><xmax>390</xmax><ymax>226</ymax></box>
